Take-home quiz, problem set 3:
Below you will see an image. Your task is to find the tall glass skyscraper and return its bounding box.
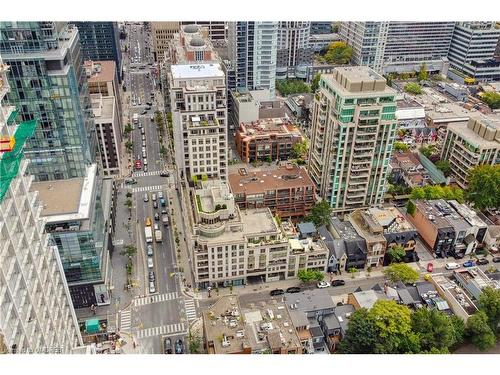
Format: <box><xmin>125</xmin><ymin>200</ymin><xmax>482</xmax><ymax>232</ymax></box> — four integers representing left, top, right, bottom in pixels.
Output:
<box><xmin>0</xmin><ymin>22</ymin><xmax>97</xmax><ymax>181</ymax></box>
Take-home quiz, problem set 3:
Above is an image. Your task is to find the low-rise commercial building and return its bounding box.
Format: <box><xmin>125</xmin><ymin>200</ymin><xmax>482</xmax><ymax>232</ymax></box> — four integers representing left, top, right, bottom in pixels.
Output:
<box><xmin>395</xmin><ymin>98</ymin><xmax>426</xmax><ymax>130</ymax></box>
<box><xmin>286</xmin><ymin>94</ymin><xmax>313</xmax><ymax>122</ymax></box>
<box><xmin>202</xmin><ymin>295</ymin><xmax>302</xmax><ymax>354</ymax></box>
<box><xmin>192</xmin><ymin>181</ymin><xmax>328</xmax><ymax>289</ymax></box>
<box><xmin>228</xmin><ymin>165</ymin><xmax>315</xmax><ymax>220</ymax></box>
<box><xmin>235</xmin><ymin>118</ymin><xmax>303</xmax><ymax>163</ymax></box>
<box><xmin>453</xmin><ymin>267</ymin><xmax>500</xmax><ymax>301</ymax></box>
<box><xmin>441</xmin><ymin>116</ymin><xmax>500</xmax><ymax>188</ymax></box>
<box><xmin>389</xmin><ymin>151</ymin><xmax>432</xmax><ymax>188</ymax></box>
<box><xmin>229</xmin><ymin>88</ymin><xmax>287</xmax><ymax>126</ymax></box>
<box><xmin>309</xmin><ymin>33</ymin><xmax>341</xmax><ymax>53</ymax></box>
<box><xmin>327</xmin><ymin>217</ymin><xmax>367</xmax><ymax>271</ymax></box>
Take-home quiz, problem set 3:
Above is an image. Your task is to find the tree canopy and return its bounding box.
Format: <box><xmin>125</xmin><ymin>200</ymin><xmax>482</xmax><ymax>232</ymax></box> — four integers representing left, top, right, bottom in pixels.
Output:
<box><xmin>404</xmin><ymin>83</ymin><xmax>423</xmax><ymax>95</ymax></box>
<box><xmin>480</xmin><ymin>91</ymin><xmax>500</xmax><ymax>109</ymax></box>
<box><xmin>435</xmin><ymin>160</ymin><xmax>452</xmax><ymax>177</ymax></box>
<box><xmin>417</xmin><ymin>63</ymin><xmax>429</xmax><ymax>82</ymax></box>
<box><xmin>387</xmin><ymin>245</ymin><xmax>406</xmax><ymax>263</ymax></box>
<box><xmin>310</xmin><ymin>74</ymin><xmax>321</xmax><ymax>92</ymax></box>
<box><xmin>338</xmin><ymin>308</ymin><xmax>378</xmax><ymax>353</ymax></box>
<box><xmin>275</xmin><ymin>79</ymin><xmax>311</xmax><ymax>96</ymax></box>
<box><xmin>383</xmin><ymin>263</ymin><xmax>420</xmax><ymax>284</ymax></box>
<box><xmin>410</xmin><ymin>185</ymin><xmax>465</xmax><ymax>203</ymax></box>
<box><xmin>393</xmin><ymin>141</ymin><xmax>410</xmax><ymax>153</ymax></box>
<box><xmin>307</xmin><ymin>200</ymin><xmax>332</xmax><ymax>227</ymax></box>
<box><xmin>321</xmin><ymin>41</ymin><xmax>353</xmax><ymax>65</ymax></box>
<box><xmin>466</xmin><ymin>164</ymin><xmax>500</xmax><ymax>211</ymax></box>
<box><xmin>292</xmin><ymin>139</ymin><xmax>309</xmax><ymax>160</ymax></box>
<box><xmin>466</xmin><ymin>311</ymin><xmax>497</xmax><ymax>351</ymax></box>
<box><xmin>297</xmin><ymin>269</ymin><xmax>324</xmax><ymax>283</ymax></box>
<box><xmin>478</xmin><ymin>286</ymin><xmax>500</xmax><ymax>334</ymax></box>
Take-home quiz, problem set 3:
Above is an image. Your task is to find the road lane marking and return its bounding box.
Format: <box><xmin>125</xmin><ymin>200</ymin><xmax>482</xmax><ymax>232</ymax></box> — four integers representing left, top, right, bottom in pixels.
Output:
<box><xmin>120</xmin><ymin>310</ymin><xmax>132</xmax><ymax>331</ymax></box>
<box><xmin>136</xmin><ymin>323</ymin><xmax>186</xmax><ymax>339</ymax></box>
<box><xmin>184</xmin><ymin>299</ymin><xmax>197</xmax><ymax>321</ymax></box>
<box><xmin>132</xmin><ymin>291</ymin><xmax>179</xmax><ymax>307</ymax></box>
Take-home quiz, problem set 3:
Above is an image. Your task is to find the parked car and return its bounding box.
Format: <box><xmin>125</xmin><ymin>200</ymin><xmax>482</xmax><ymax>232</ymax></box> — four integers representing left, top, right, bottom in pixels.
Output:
<box><xmin>149</xmin><ymin>271</ymin><xmax>155</xmax><ymax>282</ymax></box>
<box><xmin>147</xmin><ymin>257</ymin><xmax>154</xmax><ymax>268</ymax></box>
<box><xmin>161</xmin><ymin>209</ymin><xmax>168</xmax><ymax>215</ymax></box>
<box><xmin>154</xmin><ymin>212</ymin><xmax>160</xmax><ymax>221</ymax></box>
<box><xmin>331</xmin><ymin>280</ymin><xmax>345</xmax><ymax>287</ymax></box>
<box><xmin>317</xmin><ymin>281</ymin><xmax>330</xmax><ymax>289</ymax></box>
<box><xmin>149</xmin><ymin>281</ymin><xmax>156</xmax><ymax>293</ymax></box>
<box><xmin>270</xmin><ymin>289</ymin><xmax>285</xmax><ymax>296</ymax></box>
<box><xmin>286</xmin><ymin>287</ymin><xmax>301</xmax><ymax>294</ymax></box>
<box><xmin>463</xmin><ymin>260</ymin><xmax>476</xmax><ymax>268</ymax></box>
<box><xmin>164</xmin><ymin>338</ymin><xmax>172</xmax><ymax>354</ymax></box>
<box><xmin>124</xmin><ymin>178</ymin><xmax>137</xmax><ymax>185</ymax></box>
<box><xmin>175</xmin><ymin>339</ymin><xmax>184</xmax><ymax>354</ymax></box>
<box><xmin>492</xmin><ymin>257</ymin><xmax>500</xmax><ymax>263</ymax></box>
<box><xmin>445</xmin><ymin>262</ymin><xmax>460</xmax><ymax>270</ymax></box>
<box><xmin>141</xmin><ymin>110</ymin><xmax>147</xmax><ymax>115</ymax></box>
<box><xmin>163</xmin><ymin>337</ymin><xmax>172</xmax><ymax>354</ymax></box>
<box><xmin>476</xmin><ymin>258</ymin><xmax>489</xmax><ymax>265</ymax></box>
<box><xmin>427</xmin><ymin>263</ymin><xmax>434</xmax><ymax>272</ymax></box>
<box><xmin>160</xmin><ymin>171</ymin><xmax>169</xmax><ymax>177</ymax></box>
<box><xmin>147</xmin><ymin>244</ymin><xmax>153</xmax><ymax>256</ymax></box>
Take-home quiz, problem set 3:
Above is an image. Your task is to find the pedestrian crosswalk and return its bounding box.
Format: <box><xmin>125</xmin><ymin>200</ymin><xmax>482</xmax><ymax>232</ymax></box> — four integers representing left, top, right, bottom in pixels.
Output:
<box><xmin>136</xmin><ymin>323</ymin><xmax>186</xmax><ymax>339</ymax></box>
<box><xmin>184</xmin><ymin>299</ymin><xmax>197</xmax><ymax>321</ymax></box>
<box><xmin>132</xmin><ymin>170</ymin><xmax>166</xmax><ymax>178</ymax></box>
<box><xmin>120</xmin><ymin>310</ymin><xmax>132</xmax><ymax>332</ymax></box>
<box><xmin>132</xmin><ymin>292</ymin><xmax>179</xmax><ymax>307</ymax></box>
<box><xmin>131</xmin><ymin>184</ymin><xmax>166</xmax><ymax>193</ymax></box>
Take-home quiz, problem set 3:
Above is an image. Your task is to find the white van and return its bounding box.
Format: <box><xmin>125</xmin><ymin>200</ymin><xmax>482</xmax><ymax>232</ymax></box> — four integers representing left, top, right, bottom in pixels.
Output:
<box><xmin>143</xmin><ymin>159</ymin><xmax>148</xmax><ymax>166</ymax></box>
<box><xmin>445</xmin><ymin>262</ymin><xmax>460</xmax><ymax>270</ymax></box>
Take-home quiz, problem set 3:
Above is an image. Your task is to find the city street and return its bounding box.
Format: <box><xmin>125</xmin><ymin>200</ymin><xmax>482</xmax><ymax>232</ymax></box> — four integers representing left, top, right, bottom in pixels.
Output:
<box><xmin>115</xmin><ymin>22</ymin><xmax>195</xmax><ymax>354</ymax></box>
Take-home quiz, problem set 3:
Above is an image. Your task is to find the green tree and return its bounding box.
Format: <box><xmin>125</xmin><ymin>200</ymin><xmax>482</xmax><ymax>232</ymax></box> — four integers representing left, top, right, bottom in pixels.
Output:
<box><xmin>124</xmin><ymin>198</ymin><xmax>133</xmax><ymax>210</ymax></box>
<box><xmin>292</xmin><ymin>139</ymin><xmax>309</xmax><ymax>160</ymax></box>
<box><xmin>275</xmin><ymin>79</ymin><xmax>311</xmax><ymax>96</ymax></box>
<box><xmin>406</xmin><ymin>200</ymin><xmax>416</xmax><ymax>216</ymax></box>
<box><xmin>188</xmin><ymin>329</ymin><xmax>202</xmax><ymax>354</ymax></box>
<box><xmin>125</xmin><ymin>140</ymin><xmax>133</xmax><ymax>152</ymax></box>
<box><xmin>297</xmin><ymin>269</ymin><xmax>315</xmax><ymax>283</ymax></box>
<box><xmin>324</xmin><ymin>41</ymin><xmax>353</xmax><ymax>64</ymax></box>
<box><xmin>404</xmin><ymin>83</ymin><xmax>423</xmax><ymax>95</ymax></box>
<box><xmin>126</xmin><ymin>192</ymin><xmax>132</xmax><ymax>198</ymax></box>
<box><xmin>387</xmin><ymin>245</ymin><xmax>406</xmax><ymax>263</ymax></box>
<box><xmin>121</xmin><ymin>244</ymin><xmax>137</xmax><ymax>258</ymax></box>
<box><xmin>310</xmin><ymin>73</ymin><xmax>321</xmax><ymax>92</ymax></box>
<box><xmin>307</xmin><ymin>200</ymin><xmax>332</xmax><ymax>227</ymax></box>
<box><xmin>383</xmin><ymin>263</ymin><xmax>419</xmax><ymax>284</ymax></box>
<box><xmin>368</xmin><ymin>300</ymin><xmax>418</xmax><ymax>353</ymax></box>
<box><xmin>417</xmin><ymin>63</ymin><xmax>429</xmax><ymax>82</ymax></box>
<box><xmin>411</xmin><ymin>308</ymin><xmax>461</xmax><ymax>352</ymax></box>
<box><xmin>450</xmin><ymin>315</ymin><xmax>466</xmax><ymax>349</ymax></box>
<box><xmin>338</xmin><ymin>309</ymin><xmax>378</xmax><ymax>353</ymax></box>
<box><xmin>420</xmin><ymin>144</ymin><xmax>437</xmax><ymax>159</ymax></box>
<box><xmin>124</xmin><ymin>123</ymin><xmax>133</xmax><ymax>135</ymax></box>
<box><xmin>478</xmin><ymin>286</ymin><xmax>500</xmax><ymax>333</ymax></box>
<box><xmin>466</xmin><ymin>311</ymin><xmax>497</xmax><ymax>351</ymax></box>
<box><xmin>393</xmin><ymin>141</ymin><xmax>409</xmax><ymax>153</ymax></box>
<box><xmin>466</xmin><ymin>164</ymin><xmax>500</xmax><ymax>211</ymax></box>
<box><xmin>480</xmin><ymin>91</ymin><xmax>500</xmax><ymax>109</ymax></box>
<box><xmin>435</xmin><ymin>160</ymin><xmax>452</xmax><ymax>177</ymax></box>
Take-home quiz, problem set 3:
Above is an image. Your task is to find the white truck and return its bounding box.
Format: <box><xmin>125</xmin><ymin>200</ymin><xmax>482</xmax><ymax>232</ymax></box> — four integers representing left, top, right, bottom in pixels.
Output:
<box><xmin>133</xmin><ymin>113</ymin><xmax>139</xmax><ymax>124</ymax></box>
<box><xmin>145</xmin><ymin>226</ymin><xmax>153</xmax><ymax>243</ymax></box>
<box><xmin>155</xmin><ymin>230</ymin><xmax>163</xmax><ymax>243</ymax></box>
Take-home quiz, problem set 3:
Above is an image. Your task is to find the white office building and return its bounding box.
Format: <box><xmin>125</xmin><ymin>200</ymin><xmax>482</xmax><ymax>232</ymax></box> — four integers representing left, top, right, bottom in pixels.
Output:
<box><xmin>0</xmin><ymin>58</ymin><xmax>82</xmax><ymax>353</ymax></box>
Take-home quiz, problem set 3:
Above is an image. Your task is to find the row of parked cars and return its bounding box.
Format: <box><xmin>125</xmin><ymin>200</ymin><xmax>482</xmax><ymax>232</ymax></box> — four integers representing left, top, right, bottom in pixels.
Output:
<box><xmin>163</xmin><ymin>337</ymin><xmax>184</xmax><ymax>354</ymax></box>
<box><xmin>269</xmin><ymin>280</ymin><xmax>346</xmax><ymax>296</ymax></box>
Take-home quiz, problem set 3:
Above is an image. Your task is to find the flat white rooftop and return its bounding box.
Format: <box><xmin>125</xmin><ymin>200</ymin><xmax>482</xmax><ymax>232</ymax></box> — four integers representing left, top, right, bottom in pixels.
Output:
<box><xmin>171</xmin><ymin>63</ymin><xmax>224</xmax><ymax>80</ymax></box>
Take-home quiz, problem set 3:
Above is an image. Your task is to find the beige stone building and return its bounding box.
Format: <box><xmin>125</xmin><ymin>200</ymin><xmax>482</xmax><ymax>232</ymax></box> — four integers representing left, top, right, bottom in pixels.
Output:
<box><xmin>152</xmin><ymin>22</ymin><xmax>180</xmax><ymax>61</ymax></box>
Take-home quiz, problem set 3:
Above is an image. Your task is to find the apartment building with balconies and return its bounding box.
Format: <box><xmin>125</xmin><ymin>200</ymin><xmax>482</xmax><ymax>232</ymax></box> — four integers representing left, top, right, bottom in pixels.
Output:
<box><xmin>235</xmin><ymin>117</ymin><xmax>303</xmax><ymax>163</ymax></box>
<box><xmin>192</xmin><ymin>180</ymin><xmax>327</xmax><ymax>289</ymax></box>
<box><xmin>228</xmin><ymin>165</ymin><xmax>314</xmax><ymax>220</ymax></box>
<box><xmin>1</xmin><ymin>59</ymin><xmax>82</xmax><ymax>353</ymax></box>
<box><xmin>441</xmin><ymin>116</ymin><xmax>500</xmax><ymax>189</ymax></box>
<box><xmin>308</xmin><ymin>66</ymin><xmax>397</xmax><ymax>216</ymax></box>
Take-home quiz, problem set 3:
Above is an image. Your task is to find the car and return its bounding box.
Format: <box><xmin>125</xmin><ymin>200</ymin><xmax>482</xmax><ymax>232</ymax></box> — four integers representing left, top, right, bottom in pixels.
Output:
<box><xmin>153</xmin><ymin>223</ymin><xmax>159</xmax><ymax>231</ymax></box>
<box><xmin>453</xmin><ymin>253</ymin><xmax>465</xmax><ymax>260</ymax></box>
<box><xmin>146</xmin><ymin>101</ymin><xmax>152</xmax><ymax>106</ymax></box>
<box><xmin>124</xmin><ymin>178</ymin><xmax>137</xmax><ymax>185</ymax></box>
<box><xmin>286</xmin><ymin>287</ymin><xmax>301</xmax><ymax>294</ymax></box>
<box><xmin>149</xmin><ymin>281</ymin><xmax>156</xmax><ymax>293</ymax></box>
<box><xmin>269</xmin><ymin>289</ymin><xmax>285</xmax><ymax>296</ymax></box>
<box><xmin>149</xmin><ymin>271</ymin><xmax>155</xmax><ymax>282</ymax></box>
<box><xmin>331</xmin><ymin>280</ymin><xmax>345</xmax><ymax>287</ymax></box>
<box><xmin>147</xmin><ymin>244</ymin><xmax>153</xmax><ymax>256</ymax></box>
<box><xmin>445</xmin><ymin>262</ymin><xmax>460</xmax><ymax>270</ymax></box>
<box><xmin>142</xmin><ymin>141</ymin><xmax>146</xmax><ymax>147</ymax></box>
<box><xmin>153</xmin><ymin>201</ymin><xmax>158</xmax><ymax>209</ymax></box>
<box><xmin>152</xmin><ymin>193</ymin><xmax>157</xmax><ymax>201</ymax></box>
<box><xmin>427</xmin><ymin>262</ymin><xmax>434</xmax><ymax>272</ymax></box>
<box><xmin>160</xmin><ymin>171</ymin><xmax>170</xmax><ymax>177</ymax></box>
<box><xmin>143</xmin><ymin>193</ymin><xmax>149</xmax><ymax>202</ymax></box>
<box><xmin>144</xmin><ymin>165</ymin><xmax>148</xmax><ymax>172</ymax></box>
<box><xmin>317</xmin><ymin>281</ymin><xmax>330</xmax><ymax>289</ymax></box>
<box><xmin>164</xmin><ymin>338</ymin><xmax>172</xmax><ymax>354</ymax></box>
<box><xmin>161</xmin><ymin>209</ymin><xmax>168</xmax><ymax>215</ymax></box>
<box><xmin>476</xmin><ymin>258</ymin><xmax>489</xmax><ymax>265</ymax></box>
<box><xmin>175</xmin><ymin>339</ymin><xmax>184</xmax><ymax>354</ymax></box>
<box><xmin>141</xmin><ymin>110</ymin><xmax>147</xmax><ymax>115</ymax></box>
<box><xmin>463</xmin><ymin>260</ymin><xmax>476</xmax><ymax>268</ymax></box>
<box><xmin>158</xmin><ymin>191</ymin><xmax>163</xmax><ymax>199</ymax></box>
<box><xmin>493</xmin><ymin>257</ymin><xmax>500</xmax><ymax>263</ymax></box>
<box><xmin>147</xmin><ymin>257</ymin><xmax>154</xmax><ymax>268</ymax></box>
<box><xmin>154</xmin><ymin>212</ymin><xmax>160</xmax><ymax>221</ymax></box>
